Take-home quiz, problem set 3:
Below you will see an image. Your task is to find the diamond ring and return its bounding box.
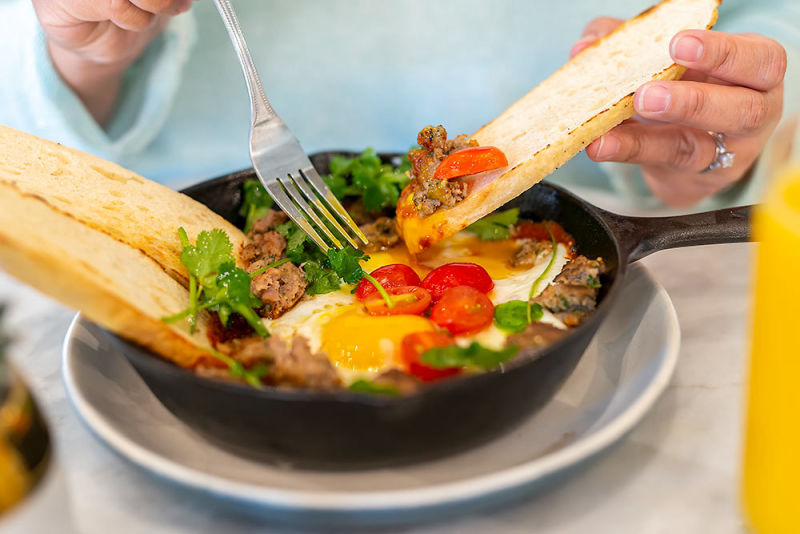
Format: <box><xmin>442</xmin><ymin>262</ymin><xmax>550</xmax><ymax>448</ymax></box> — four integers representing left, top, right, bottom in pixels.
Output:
<box><xmin>700</xmin><ymin>131</ymin><xmax>734</xmax><ymax>173</ymax></box>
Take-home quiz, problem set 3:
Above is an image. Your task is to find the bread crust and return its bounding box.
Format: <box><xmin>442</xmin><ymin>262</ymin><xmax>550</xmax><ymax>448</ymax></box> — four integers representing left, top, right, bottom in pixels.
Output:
<box><xmin>397</xmin><ymin>0</ymin><xmax>720</xmax><ymax>254</ymax></box>
<box><xmin>0</xmin><ymin>125</ymin><xmax>246</xmax><ymax>286</ymax></box>
<box><xmin>0</xmin><ymin>181</ymin><xmax>211</xmax><ymax>368</ymax></box>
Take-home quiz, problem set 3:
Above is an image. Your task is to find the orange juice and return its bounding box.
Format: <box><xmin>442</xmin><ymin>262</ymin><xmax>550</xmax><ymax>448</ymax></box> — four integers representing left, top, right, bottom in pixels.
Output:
<box><xmin>743</xmin><ymin>166</ymin><xmax>800</xmax><ymax>532</ymax></box>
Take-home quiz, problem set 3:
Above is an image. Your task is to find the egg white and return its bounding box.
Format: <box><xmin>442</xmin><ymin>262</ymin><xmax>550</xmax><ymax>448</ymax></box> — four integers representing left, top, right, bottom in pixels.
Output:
<box><xmin>259</xmin><ymin>239</ymin><xmax>571</xmax><ymax>382</ymax></box>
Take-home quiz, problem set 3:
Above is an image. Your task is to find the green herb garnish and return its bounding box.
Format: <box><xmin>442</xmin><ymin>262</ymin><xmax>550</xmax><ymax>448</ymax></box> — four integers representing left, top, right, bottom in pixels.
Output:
<box><xmin>528</xmin><ymin>223</ymin><xmax>557</xmax><ymax>323</ymax></box>
<box><xmin>494</xmin><ymin>300</ymin><xmax>543</xmax><ymax>333</ymax></box>
<box><xmin>207</xmin><ymin>347</ymin><xmax>268</xmax><ymax>390</ymax></box>
<box><xmin>348</xmin><ymin>379</ymin><xmax>399</xmax><ymax>396</ymax></box>
<box><xmin>323</xmin><ymin>148</ymin><xmax>411</xmax><ymax>213</ymax></box>
<box><xmin>466</xmin><ymin>208</ymin><xmax>520</xmax><ymax>240</ymax></box>
<box><xmin>239</xmin><ymin>179</ymin><xmax>275</xmax><ymax>233</ymax></box>
<box><xmin>163</xmin><ymin>227</ymin><xmax>268</xmax><ymax>337</ymax></box>
<box><xmin>586</xmin><ymin>274</ymin><xmax>602</xmax><ymax>289</ymax></box>
<box><xmin>420</xmin><ymin>342</ymin><xmax>519</xmax><ymax>370</ymax></box>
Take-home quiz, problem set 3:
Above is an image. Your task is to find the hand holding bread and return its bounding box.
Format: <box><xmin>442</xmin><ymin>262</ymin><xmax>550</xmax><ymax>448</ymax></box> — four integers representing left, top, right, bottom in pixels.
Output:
<box><xmin>576</xmin><ymin>20</ymin><xmax>787</xmax><ymax>207</ymax></box>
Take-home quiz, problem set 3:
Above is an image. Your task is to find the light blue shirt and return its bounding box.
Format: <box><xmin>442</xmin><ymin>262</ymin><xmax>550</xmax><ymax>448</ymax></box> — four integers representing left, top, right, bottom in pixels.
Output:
<box><xmin>1</xmin><ymin>0</ymin><xmax>799</xmax><ymax>210</ymax></box>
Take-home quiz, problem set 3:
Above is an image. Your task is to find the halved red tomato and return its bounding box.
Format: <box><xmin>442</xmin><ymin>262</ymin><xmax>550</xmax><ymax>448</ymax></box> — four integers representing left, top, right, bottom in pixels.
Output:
<box><xmin>421</xmin><ymin>262</ymin><xmax>494</xmax><ymax>302</ymax></box>
<box><xmin>430</xmin><ymin>285</ymin><xmax>494</xmax><ymax>335</ymax></box>
<box><xmin>355</xmin><ymin>264</ymin><xmax>421</xmax><ymax>300</ymax></box>
<box><xmin>401</xmin><ymin>332</ymin><xmax>461</xmax><ymax>382</ymax></box>
<box><xmin>512</xmin><ymin>220</ymin><xmax>575</xmax><ymax>250</ymax></box>
<box><xmin>364</xmin><ymin>285</ymin><xmax>432</xmax><ymax>316</ymax></box>
<box><xmin>433</xmin><ymin>146</ymin><xmax>509</xmax><ymax>181</ymax></box>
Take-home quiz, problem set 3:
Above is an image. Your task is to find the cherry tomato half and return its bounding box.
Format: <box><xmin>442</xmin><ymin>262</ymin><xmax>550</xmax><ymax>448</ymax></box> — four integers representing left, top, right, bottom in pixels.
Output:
<box><xmin>512</xmin><ymin>220</ymin><xmax>575</xmax><ymax>251</ymax></box>
<box><xmin>354</xmin><ymin>264</ymin><xmax>421</xmax><ymax>300</ymax></box>
<box><xmin>430</xmin><ymin>285</ymin><xmax>494</xmax><ymax>335</ymax></box>
<box><xmin>401</xmin><ymin>332</ymin><xmax>461</xmax><ymax>382</ymax></box>
<box><xmin>433</xmin><ymin>146</ymin><xmax>509</xmax><ymax>181</ymax></box>
<box><xmin>364</xmin><ymin>285</ymin><xmax>432</xmax><ymax>316</ymax></box>
<box><xmin>421</xmin><ymin>262</ymin><xmax>494</xmax><ymax>301</ymax></box>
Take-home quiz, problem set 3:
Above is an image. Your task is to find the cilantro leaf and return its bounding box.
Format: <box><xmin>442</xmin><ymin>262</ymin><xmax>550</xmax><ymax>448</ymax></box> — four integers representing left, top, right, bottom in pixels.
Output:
<box><xmin>327</xmin><ymin>247</ymin><xmax>368</xmax><ymax>285</ymax></box>
<box><xmin>319</xmin><ymin>148</ymin><xmax>410</xmax><ymax>213</ymax></box>
<box><xmin>164</xmin><ymin>228</ymin><xmax>269</xmax><ymax>338</ymax></box>
<box><xmin>303</xmin><ymin>261</ymin><xmax>342</xmax><ymax>296</ymax></box>
<box><xmin>348</xmin><ymin>379</ymin><xmax>399</xmax><ymax>396</ymax></box>
<box><xmin>494</xmin><ymin>300</ymin><xmax>543</xmax><ymax>333</ymax></box>
<box><xmin>420</xmin><ymin>342</ymin><xmax>519</xmax><ymax>370</ymax></box>
<box><xmin>239</xmin><ymin>179</ymin><xmax>274</xmax><ymax>233</ymax></box>
<box><xmin>466</xmin><ymin>208</ymin><xmax>520</xmax><ymax>240</ymax></box>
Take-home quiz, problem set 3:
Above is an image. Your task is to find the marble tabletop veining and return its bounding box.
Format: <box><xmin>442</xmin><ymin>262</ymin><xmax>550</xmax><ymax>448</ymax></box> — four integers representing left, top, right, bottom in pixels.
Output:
<box><xmin>0</xmin><ymin>241</ymin><xmax>755</xmax><ymax>534</ymax></box>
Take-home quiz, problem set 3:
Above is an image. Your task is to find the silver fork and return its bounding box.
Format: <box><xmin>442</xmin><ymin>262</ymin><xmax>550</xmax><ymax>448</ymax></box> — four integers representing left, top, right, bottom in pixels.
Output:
<box><xmin>214</xmin><ymin>0</ymin><xmax>368</xmax><ymax>251</ymax></box>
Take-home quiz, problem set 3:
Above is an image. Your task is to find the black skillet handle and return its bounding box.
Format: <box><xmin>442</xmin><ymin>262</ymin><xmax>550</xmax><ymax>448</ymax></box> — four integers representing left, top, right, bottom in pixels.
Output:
<box><xmin>599</xmin><ymin>205</ymin><xmax>753</xmax><ymax>263</ymax></box>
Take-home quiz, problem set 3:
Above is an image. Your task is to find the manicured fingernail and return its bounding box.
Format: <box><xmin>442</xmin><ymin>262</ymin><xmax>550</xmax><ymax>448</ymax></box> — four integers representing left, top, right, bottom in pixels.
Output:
<box><xmin>638</xmin><ymin>83</ymin><xmax>671</xmax><ymax>113</ymax></box>
<box><xmin>672</xmin><ymin>35</ymin><xmax>704</xmax><ymax>62</ymax></box>
<box><xmin>594</xmin><ymin>134</ymin><xmax>620</xmax><ymax>160</ymax></box>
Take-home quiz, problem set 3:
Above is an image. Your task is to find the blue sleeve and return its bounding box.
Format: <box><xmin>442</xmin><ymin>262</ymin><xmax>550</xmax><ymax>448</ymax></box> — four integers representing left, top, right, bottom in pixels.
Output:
<box><xmin>0</xmin><ymin>0</ymin><xmax>196</xmax><ymax>162</ymax></box>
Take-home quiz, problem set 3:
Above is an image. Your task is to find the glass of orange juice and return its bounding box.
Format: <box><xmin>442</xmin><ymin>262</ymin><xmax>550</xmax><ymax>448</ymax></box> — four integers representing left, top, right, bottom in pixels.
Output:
<box><xmin>742</xmin><ymin>120</ymin><xmax>800</xmax><ymax>533</ymax></box>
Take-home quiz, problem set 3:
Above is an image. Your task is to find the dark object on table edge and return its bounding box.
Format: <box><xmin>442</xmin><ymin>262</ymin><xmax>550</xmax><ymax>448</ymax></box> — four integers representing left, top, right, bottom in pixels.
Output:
<box><xmin>107</xmin><ymin>151</ymin><xmax>751</xmax><ymax>470</ymax></box>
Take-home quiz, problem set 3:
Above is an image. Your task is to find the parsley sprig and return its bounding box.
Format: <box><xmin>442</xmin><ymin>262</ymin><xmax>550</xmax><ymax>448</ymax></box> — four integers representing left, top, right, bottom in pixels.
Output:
<box><xmin>163</xmin><ymin>227</ymin><xmax>268</xmax><ymax>338</ymax></box>
<box><xmin>466</xmin><ymin>208</ymin><xmax>519</xmax><ymax>240</ymax></box>
<box><xmin>323</xmin><ymin>148</ymin><xmax>411</xmax><ymax>213</ymax></box>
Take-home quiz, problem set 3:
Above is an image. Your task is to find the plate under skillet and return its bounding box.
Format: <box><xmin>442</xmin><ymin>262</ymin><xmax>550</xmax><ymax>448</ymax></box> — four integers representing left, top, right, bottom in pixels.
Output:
<box><xmin>61</xmin><ymin>263</ymin><xmax>679</xmax><ymax>527</ymax></box>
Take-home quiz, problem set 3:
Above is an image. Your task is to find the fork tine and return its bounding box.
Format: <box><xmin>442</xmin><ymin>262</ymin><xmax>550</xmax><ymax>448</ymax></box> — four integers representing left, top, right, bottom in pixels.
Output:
<box><xmin>262</xmin><ymin>180</ymin><xmax>330</xmax><ymax>252</ymax></box>
<box><xmin>301</xmin><ymin>167</ymin><xmax>369</xmax><ymax>244</ymax></box>
<box><xmin>279</xmin><ymin>175</ymin><xmax>343</xmax><ymax>249</ymax></box>
<box><xmin>290</xmin><ymin>172</ymin><xmax>359</xmax><ymax>249</ymax></box>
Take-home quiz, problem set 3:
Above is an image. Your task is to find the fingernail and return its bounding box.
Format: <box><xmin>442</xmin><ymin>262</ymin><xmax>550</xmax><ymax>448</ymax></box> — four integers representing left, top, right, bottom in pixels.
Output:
<box><xmin>672</xmin><ymin>35</ymin><xmax>704</xmax><ymax>62</ymax></box>
<box><xmin>593</xmin><ymin>134</ymin><xmax>620</xmax><ymax>160</ymax></box>
<box><xmin>638</xmin><ymin>84</ymin><xmax>671</xmax><ymax>113</ymax></box>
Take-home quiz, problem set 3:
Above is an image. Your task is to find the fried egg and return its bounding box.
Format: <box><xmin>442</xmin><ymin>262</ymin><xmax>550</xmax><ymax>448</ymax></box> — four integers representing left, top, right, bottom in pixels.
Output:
<box><xmin>260</xmin><ymin>232</ymin><xmax>570</xmax><ymax>383</ymax></box>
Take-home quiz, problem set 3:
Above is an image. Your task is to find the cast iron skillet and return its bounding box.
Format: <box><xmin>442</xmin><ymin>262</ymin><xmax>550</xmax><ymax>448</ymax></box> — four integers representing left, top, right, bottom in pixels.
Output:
<box><xmin>110</xmin><ymin>152</ymin><xmax>751</xmax><ymax>469</ymax></box>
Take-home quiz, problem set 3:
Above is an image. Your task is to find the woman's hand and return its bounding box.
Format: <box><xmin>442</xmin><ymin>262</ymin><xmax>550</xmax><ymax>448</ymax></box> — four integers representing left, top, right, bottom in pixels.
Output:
<box><xmin>32</xmin><ymin>0</ymin><xmax>196</xmax><ymax>126</ymax></box>
<box><xmin>572</xmin><ymin>18</ymin><xmax>787</xmax><ymax>207</ymax></box>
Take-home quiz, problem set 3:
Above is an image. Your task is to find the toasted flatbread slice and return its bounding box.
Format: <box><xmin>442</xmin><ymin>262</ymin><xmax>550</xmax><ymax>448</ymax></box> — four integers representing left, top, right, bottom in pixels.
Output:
<box><xmin>397</xmin><ymin>0</ymin><xmax>719</xmax><ymax>253</ymax></box>
<box><xmin>0</xmin><ymin>125</ymin><xmax>246</xmax><ymax>285</ymax></box>
<box><xmin>0</xmin><ymin>180</ymin><xmax>211</xmax><ymax>368</ymax></box>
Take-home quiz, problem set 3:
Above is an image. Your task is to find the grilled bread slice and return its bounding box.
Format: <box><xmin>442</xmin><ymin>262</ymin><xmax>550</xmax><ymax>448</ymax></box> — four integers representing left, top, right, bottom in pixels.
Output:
<box><xmin>0</xmin><ymin>125</ymin><xmax>246</xmax><ymax>286</ymax></box>
<box><xmin>0</xmin><ymin>180</ymin><xmax>212</xmax><ymax>368</ymax></box>
<box><xmin>397</xmin><ymin>0</ymin><xmax>720</xmax><ymax>254</ymax></box>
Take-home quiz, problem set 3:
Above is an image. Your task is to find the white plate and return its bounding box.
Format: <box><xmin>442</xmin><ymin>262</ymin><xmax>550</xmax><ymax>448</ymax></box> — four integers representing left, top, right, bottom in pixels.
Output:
<box><xmin>62</xmin><ymin>263</ymin><xmax>679</xmax><ymax>527</ymax></box>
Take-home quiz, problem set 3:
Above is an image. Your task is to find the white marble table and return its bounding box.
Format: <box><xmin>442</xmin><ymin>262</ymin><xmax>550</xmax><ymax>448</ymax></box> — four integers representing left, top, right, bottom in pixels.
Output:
<box><xmin>0</xmin><ymin>240</ymin><xmax>754</xmax><ymax>534</ymax></box>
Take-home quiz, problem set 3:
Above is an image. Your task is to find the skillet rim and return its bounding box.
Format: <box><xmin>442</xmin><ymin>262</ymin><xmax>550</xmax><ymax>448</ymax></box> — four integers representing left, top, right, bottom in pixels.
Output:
<box><xmin>113</xmin><ymin>169</ymin><xmax>627</xmax><ymax>408</ymax></box>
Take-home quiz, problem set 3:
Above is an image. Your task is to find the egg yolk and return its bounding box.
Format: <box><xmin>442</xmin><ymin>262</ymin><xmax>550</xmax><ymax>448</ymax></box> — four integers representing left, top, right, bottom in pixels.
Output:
<box><xmin>321</xmin><ymin>309</ymin><xmax>436</xmax><ymax>373</ymax></box>
<box><xmin>362</xmin><ymin>232</ymin><xmax>524</xmax><ymax>281</ymax></box>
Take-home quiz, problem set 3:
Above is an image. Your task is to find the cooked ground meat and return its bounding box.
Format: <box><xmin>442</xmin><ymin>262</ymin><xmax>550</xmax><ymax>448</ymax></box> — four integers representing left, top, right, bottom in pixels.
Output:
<box><xmin>216</xmin><ymin>335</ymin><xmax>341</xmax><ymax>390</ymax></box>
<box><xmin>360</xmin><ymin>216</ymin><xmax>400</xmax><ymax>252</ymax></box>
<box><xmin>533</xmin><ymin>255</ymin><xmax>606</xmax><ymax>327</ymax></box>
<box><xmin>507</xmin><ymin>322</ymin><xmax>568</xmax><ymax>351</ymax></box>
<box><xmin>510</xmin><ymin>239</ymin><xmax>554</xmax><ymax>268</ymax></box>
<box><xmin>241</xmin><ymin>230</ymin><xmax>286</xmax><ymax>264</ymax></box>
<box><xmin>371</xmin><ymin>368</ymin><xmax>421</xmax><ymax>395</ymax></box>
<box><xmin>408</xmin><ymin>125</ymin><xmax>476</xmax><ymax>217</ymax></box>
<box><xmin>249</xmin><ymin>209</ymin><xmax>288</xmax><ymax>234</ymax></box>
<box><xmin>249</xmin><ymin>262</ymin><xmax>307</xmax><ymax>319</ymax></box>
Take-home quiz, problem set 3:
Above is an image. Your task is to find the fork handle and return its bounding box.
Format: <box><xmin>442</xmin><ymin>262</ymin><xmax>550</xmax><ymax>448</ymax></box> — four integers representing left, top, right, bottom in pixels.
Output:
<box><xmin>213</xmin><ymin>0</ymin><xmax>277</xmax><ymax>125</ymax></box>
